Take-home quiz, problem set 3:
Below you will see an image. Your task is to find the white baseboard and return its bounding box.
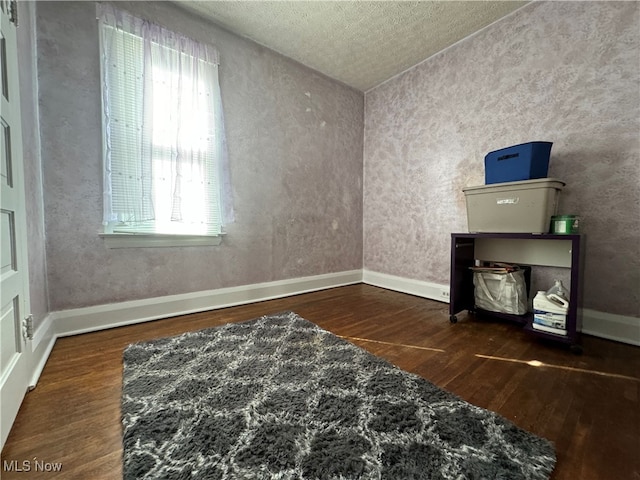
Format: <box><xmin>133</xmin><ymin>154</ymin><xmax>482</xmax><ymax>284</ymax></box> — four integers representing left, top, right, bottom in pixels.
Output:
<box><xmin>25</xmin><ymin>269</ymin><xmax>638</xmax><ymax>390</ymax></box>
<box><xmin>362</xmin><ymin>269</ymin><xmax>640</xmax><ymax>347</ymax></box>
<box><xmin>29</xmin><ymin>313</ymin><xmax>56</xmax><ymax>389</ymax></box>
<box><xmin>362</xmin><ymin>269</ymin><xmax>449</xmax><ymax>303</ymax></box>
<box><xmin>581</xmin><ymin>308</ymin><xmax>640</xmax><ymax>346</ymax></box>
<box><xmin>53</xmin><ymin>270</ymin><xmax>362</xmax><ymax>337</ymax></box>
<box><xmin>25</xmin><ymin>270</ymin><xmax>361</xmax><ymax>395</ymax></box>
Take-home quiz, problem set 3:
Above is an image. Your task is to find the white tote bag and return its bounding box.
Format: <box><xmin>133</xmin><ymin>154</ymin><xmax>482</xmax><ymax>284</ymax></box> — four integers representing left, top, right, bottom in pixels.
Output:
<box><xmin>473</xmin><ymin>270</ymin><xmax>528</xmax><ymax>315</ymax></box>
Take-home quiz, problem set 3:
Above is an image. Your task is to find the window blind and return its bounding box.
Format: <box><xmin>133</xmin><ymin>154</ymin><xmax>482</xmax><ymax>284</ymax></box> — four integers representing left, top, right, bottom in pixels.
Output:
<box><xmin>99</xmin><ymin>6</ymin><xmax>224</xmax><ymax>236</ymax></box>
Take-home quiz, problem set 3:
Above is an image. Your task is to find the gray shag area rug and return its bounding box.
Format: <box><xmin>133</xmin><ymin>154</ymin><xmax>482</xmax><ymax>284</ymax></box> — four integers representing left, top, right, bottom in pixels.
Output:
<box><xmin>122</xmin><ymin>312</ymin><xmax>556</xmax><ymax>479</ymax></box>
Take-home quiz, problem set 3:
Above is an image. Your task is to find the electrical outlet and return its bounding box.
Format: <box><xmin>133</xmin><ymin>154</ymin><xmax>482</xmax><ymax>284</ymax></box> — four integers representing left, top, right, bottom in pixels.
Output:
<box><xmin>440</xmin><ymin>289</ymin><xmax>450</xmax><ymax>299</ymax></box>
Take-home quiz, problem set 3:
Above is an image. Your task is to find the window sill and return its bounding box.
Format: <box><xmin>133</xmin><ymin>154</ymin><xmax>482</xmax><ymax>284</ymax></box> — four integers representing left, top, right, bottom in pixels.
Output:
<box><xmin>100</xmin><ymin>232</ymin><xmax>224</xmax><ymax>249</ymax></box>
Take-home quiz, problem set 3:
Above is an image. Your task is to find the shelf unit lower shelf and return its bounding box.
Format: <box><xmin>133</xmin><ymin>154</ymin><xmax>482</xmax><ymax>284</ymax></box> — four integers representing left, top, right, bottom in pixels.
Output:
<box><xmin>449</xmin><ymin>233</ymin><xmax>583</xmax><ymax>352</ymax></box>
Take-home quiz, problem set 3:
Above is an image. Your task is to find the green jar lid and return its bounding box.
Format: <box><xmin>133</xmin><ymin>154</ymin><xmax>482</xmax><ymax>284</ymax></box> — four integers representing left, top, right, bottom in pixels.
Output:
<box><xmin>551</xmin><ymin>215</ymin><xmax>580</xmax><ymax>234</ymax></box>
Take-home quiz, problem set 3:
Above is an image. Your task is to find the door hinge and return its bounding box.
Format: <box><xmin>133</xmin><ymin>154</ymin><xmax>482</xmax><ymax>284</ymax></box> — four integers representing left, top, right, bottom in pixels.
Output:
<box><xmin>23</xmin><ymin>315</ymin><xmax>34</xmax><ymax>341</ymax></box>
<box><xmin>9</xmin><ymin>0</ymin><xmax>18</xmax><ymax>26</ymax></box>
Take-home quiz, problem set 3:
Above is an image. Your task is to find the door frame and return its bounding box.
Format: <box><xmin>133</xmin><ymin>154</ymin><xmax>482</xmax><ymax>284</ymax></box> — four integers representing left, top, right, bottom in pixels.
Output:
<box><xmin>1</xmin><ymin>0</ymin><xmax>33</xmax><ymax>449</ymax></box>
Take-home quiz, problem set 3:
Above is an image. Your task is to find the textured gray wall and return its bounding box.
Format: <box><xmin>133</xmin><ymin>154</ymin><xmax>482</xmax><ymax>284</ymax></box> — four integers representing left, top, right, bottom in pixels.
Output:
<box><xmin>364</xmin><ymin>1</ymin><xmax>639</xmax><ymax>316</ymax></box>
<box><xmin>36</xmin><ymin>1</ymin><xmax>364</xmax><ymax>311</ymax></box>
<box><xmin>29</xmin><ymin>1</ymin><xmax>640</xmax><ymax>319</ymax></box>
<box><xmin>17</xmin><ymin>1</ymin><xmax>49</xmax><ymax>328</ymax></box>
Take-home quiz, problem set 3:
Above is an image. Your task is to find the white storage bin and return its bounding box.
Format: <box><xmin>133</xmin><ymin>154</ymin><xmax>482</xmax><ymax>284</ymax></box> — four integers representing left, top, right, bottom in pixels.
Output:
<box><xmin>463</xmin><ymin>178</ymin><xmax>565</xmax><ymax>233</ymax></box>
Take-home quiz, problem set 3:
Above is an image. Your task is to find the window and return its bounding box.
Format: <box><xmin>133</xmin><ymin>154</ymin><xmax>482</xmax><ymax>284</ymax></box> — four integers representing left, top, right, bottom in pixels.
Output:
<box><xmin>98</xmin><ymin>5</ymin><xmax>228</xmax><ymax>245</ymax></box>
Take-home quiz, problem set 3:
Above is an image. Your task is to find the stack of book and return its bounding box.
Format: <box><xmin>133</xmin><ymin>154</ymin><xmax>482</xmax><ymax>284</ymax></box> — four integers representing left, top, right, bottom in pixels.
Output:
<box><xmin>469</xmin><ymin>262</ymin><xmax>520</xmax><ymax>274</ymax></box>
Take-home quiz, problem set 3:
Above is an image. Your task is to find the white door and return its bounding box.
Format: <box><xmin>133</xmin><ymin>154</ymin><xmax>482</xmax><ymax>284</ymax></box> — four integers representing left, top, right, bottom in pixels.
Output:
<box><xmin>0</xmin><ymin>0</ymin><xmax>32</xmax><ymax>449</ymax></box>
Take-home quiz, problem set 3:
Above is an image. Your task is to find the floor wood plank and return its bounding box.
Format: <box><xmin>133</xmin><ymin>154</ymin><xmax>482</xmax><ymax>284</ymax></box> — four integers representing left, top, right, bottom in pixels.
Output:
<box><xmin>1</xmin><ymin>284</ymin><xmax>638</xmax><ymax>479</ymax></box>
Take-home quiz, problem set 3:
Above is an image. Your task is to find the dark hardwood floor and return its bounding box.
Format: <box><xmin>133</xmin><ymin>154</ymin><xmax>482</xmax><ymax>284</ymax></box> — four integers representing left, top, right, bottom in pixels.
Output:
<box><xmin>2</xmin><ymin>284</ymin><xmax>638</xmax><ymax>479</ymax></box>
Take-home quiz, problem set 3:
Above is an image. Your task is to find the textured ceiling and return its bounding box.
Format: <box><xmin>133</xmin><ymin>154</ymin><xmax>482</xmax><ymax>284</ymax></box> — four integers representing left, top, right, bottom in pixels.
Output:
<box><xmin>173</xmin><ymin>1</ymin><xmax>528</xmax><ymax>91</ymax></box>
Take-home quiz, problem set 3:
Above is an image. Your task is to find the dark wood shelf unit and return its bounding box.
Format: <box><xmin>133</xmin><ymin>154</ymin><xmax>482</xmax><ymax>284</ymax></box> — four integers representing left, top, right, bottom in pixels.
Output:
<box><xmin>449</xmin><ymin>233</ymin><xmax>583</xmax><ymax>351</ymax></box>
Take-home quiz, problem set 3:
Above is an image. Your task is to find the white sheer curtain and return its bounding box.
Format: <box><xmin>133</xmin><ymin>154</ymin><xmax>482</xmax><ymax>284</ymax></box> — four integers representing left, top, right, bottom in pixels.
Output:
<box><xmin>98</xmin><ymin>4</ymin><xmax>232</xmax><ymax>235</ymax></box>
